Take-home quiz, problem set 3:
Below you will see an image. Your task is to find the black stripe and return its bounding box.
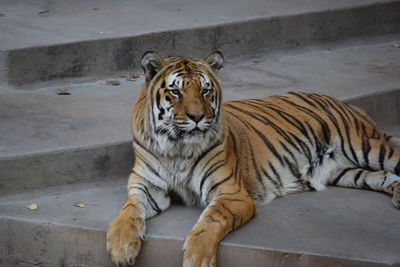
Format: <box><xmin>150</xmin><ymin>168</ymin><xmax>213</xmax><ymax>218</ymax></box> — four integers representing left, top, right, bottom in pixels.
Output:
<box><xmin>283</xmin><ymin>156</ymin><xmax>301</xmax><ymax>179</ymax></box>
<box><xmin>235</xmin><ymin>100</ymin><xmax>278</xmax><ymax>120</ymax></box>
<box><xmin>289</xmin><ymin>133</ymin><xmax>313</xmax><ymax>168</ymax></box>
<box><xmin>287</xmin><ymin>92</ymin><xmax>318</xmax><ymax>108</ymax></box>
<box><xmin>135</xmin><ymin>153</ymin><xmax>162</xmax><ymax>179</ymax></box>
<box><xmin>332</xmin><ymin>168</ymin><xmax>358</xmax><ymax>185</ymax></box>
<box><xmin>371</xmin><ymin>128</ymin><xmax>377</xmax><ymax>139</ymax></box>
<box><xmin>132</xmin><ymin>184</ymin><xmax>162</xmax><ymax>214</ymax></box>
<box><xmin>307</xmin><ymin>94</ymin><xmax>356</xmax><ymax>165</ymax></box>
<box><xmin>363</xmin><ymin>179</ymin><xmax>372</xmax><ymax>190</ymax></box>
<box><xmin>131</xmin><ymin>169</ymin><xmax>164</xmax><ymax>187</ymax></box>
<box><xmin>220</xmin><ymin>203</ymin><xmax>236</xmax><ymax>229</ymax></box>
<box><xmin>323</xmin><ymin>95</ymin><xmax>352</xmax><ymax>124</ymax></box>
<box><xmin>207</xmin><ymin>171</ymin><xmax>234</xmax><ymax>196</ymax></box>
<box><xmin>224</xmin><ymin>108</ymin><xmax>284</xmax><ymax>166</ymax></box>
<box><xmin>276</xmin><ymin>110</ymin><xmax>313</xmax><ymax>145</ymax></box>
<box><xmin>260</xmin><ymin>102</ymin><xmax>314</xmax><ymax>147</ymax></box>
<box><xmin>268</xmin><ymin>163</ymin><xmax>282</xmax><ymax>185</ymax></box>
<box><xmin>247</xmin><ymin>99</ymin><xmax>313</xmax><ymax>147</ymax></box>
<box><xmin>321</xmin><ymin>101</ymin><xmax>356</xmax><ymax>165</ymax></box>
<box><xmin>279</xmin><ymin>141</ymin><xmax>298</xmax><ymax>163</ymax></box>
<box><xmin>137</xmin><ymin>182</ymin><xmax>163</xmax><ymax>213</ymax></box>
<box><xmin>275</xmin><ymin>97</ymin><xmax>331</xmax><ymax>144</ymax></box>
<box><xmin>199</xmin><ymin>160</ymin><xmax>226</xmax><ymax>195</ymax></box>
<box><xmin>388</xmin><ymin>146</ymin><xmax>394</xmax><ymax>160</ymax></box>
<box><xmin>217</xmin><ymin>187</ymin><xmax>241</xmax><ymax>197</ymax></box>
<box><xmin>394</xmin><ymin>160</ymin><xmax>400</xmax><ymax>176</ymax></box>
<box><xmin>156</xmin><ymin>90</ymin><xmax>162</xmax><ymax>109</ymax></box>
<box><xmin>261</xmin><ymin>168</ymin><xmax>279</xmax><ymax>188</ymax></box>
<box><xmin>260</xmin><ymin>167</ymin><xmax>281</xmax><ymax>196</ymax></box>
<box><xmin>188</xmin><ymin>141</ymin><xmax>222</xmax><ymax>182</ymax></box>
<box><xmin>239</xmin><ymin>130</ymin><xmax>268</xmax><ymax>194</ymax></box>
<box><xmin>362</xmin><ymin>135</ymin><xmax>371</xmax><ymax>166</ymax></box>
<box><xmin>345</xmin><ymin>103</ymin><xmax>377</xmax><ymax>130</ymax></box>
<box><xmin>379</xmin><ymin>144</ymin><xmax>386</xmax><ymax>170</ymax></box>
<box><xmin>224</xmin><ymin>198</ymin><xmax>245</xmax><ymax>202</ymax></box>
<box><xmin>353</xmin><ymin>170</ymin><xmax>364</xmax><ymax>186</ymax></box>
<box><xmin>323</xmin><ymin>96</ymin><xmax>359</xmax><ymax>165</ymax></box>
<box><xmin>133</xmin><ymin>138</ymin><xmax>158</xmax><ymax>159</ymax></box>
<box><xmin>229</xmin><ymin>130</ymin><xmax>238</xmax><ymax>153</ymax></box>
<box><xmin>226</xmin><ymin>103</ymin><xmax>296</xmax><ymax>148</ymax></box>
<box><xmin>249</xmin><ymin>150</ymin><xmax>267</xmax><ymax>193</ymax></box>
<box><xmin>250</xmin><ymin>124</ymin><xmax>284</xmax><ymax>166</ymax></box>
<box><xmin>381</xmin><ymin>174</ymin><xmax>387</xmax><ymax>188</ymax></box>
<box><xmin>341</xmin><ymin>103</ymin><xmax>362</xmax><ymax>134</ymax></box>
<box><xmin>353</xmin><ymin>117</ymin><xmax>361</xmax><ymax>135</ymax></box>
<box><xmin>305</xmin><ymin>121</ymin><xmax>323</xmax><ymax>153</ymax></box>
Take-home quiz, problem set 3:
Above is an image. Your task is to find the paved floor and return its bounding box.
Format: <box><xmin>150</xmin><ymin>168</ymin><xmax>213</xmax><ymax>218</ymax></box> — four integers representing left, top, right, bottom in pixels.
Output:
<box><xmin>1</xmin><ymin>177</ymin><xmax>399</xmax><ymax>267</ymax></box>
<box><xmin>1</xmin><ymin>36</ymin><xmax>399</xmax><ymax>158</ymax></box>
<box><xmin>1</xmin><ymin>0</ymin><xmax>400</xmax><ymax>266</ymax></box>
<box><xmin>0</xmin><ymin>0</ymin><xmax>395</xmax><ymax>50</ymax></box>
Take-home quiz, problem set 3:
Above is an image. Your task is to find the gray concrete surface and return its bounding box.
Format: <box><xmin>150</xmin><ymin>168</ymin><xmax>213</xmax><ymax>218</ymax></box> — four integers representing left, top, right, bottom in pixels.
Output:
<box><xmin>0</xmin><ymin>0</ymin><xmax>397</xmax><ymax>51</ymax></box>
<box><xmin>1</xmin><ymin>0</ymin><xmax>400</xmax><ymax>85</ymax></box>
<box><xmin>0</xmin><ymin>178</ymin><xmax>399</xmax><ymax>267</ymax></box>
<box><xmin>1</xmin><ymin>1</ymin><xmax>400</xmax><ymax>265</ymax></box>
<box><xmin>1</xmin><ymin>37</ymin><xmax>399</xmax><ymax>194</ymax></box>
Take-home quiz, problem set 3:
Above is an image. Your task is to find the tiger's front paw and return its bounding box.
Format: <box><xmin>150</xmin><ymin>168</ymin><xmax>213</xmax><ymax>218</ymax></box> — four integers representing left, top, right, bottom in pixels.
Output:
<box><xmin>183</xmin><ymin>233</ymin><xmax>217</xmax><ymax>267</ymax></box>
<box><xmin>106</xmin><ymin>215</ymin><xmax>146</xmax><ymax>266</ymax></box>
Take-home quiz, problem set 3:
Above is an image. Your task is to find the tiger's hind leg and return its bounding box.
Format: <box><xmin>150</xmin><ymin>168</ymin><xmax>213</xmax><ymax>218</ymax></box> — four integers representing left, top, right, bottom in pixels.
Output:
<box><xmin>329</xmin><ymin>168</ymin><xmax>400</xmax><ymax>208</ymax></box>
<box><xmin>328</xmin><ymin>136</ymin><xmax>400</xmax><ymax>208</ymax></box>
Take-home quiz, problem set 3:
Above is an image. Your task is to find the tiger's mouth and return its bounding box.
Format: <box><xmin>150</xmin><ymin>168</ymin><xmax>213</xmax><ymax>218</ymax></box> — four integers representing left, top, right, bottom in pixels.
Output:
<box><xmin>177</xmin><ymin>127</ymin><xmax>207</xmax><ymax>140</ymax></box>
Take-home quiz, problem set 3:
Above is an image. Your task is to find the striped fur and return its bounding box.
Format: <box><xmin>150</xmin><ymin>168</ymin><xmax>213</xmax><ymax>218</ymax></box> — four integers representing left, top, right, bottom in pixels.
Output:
<box><xmin>106</xmin><ymin>52</ymin><xmax>400</xmax><ymax>267</ymax></box>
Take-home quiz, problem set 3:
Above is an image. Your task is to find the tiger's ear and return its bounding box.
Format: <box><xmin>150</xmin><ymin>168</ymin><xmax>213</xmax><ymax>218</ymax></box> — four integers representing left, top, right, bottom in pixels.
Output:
<box><xmin>204</xmin><ymin>51</ymin><xmax>224</xmax><ymax>73</ymax></box>
<box><xmin>141</xmin><ymin>51</ymin><xmax>164</xmax><ymax>82</ymax></box>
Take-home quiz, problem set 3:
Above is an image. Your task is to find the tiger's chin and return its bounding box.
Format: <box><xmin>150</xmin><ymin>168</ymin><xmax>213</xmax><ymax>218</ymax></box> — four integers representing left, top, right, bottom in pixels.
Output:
<box><xmin>152</xmin><ymin>127</ymin><xmax>219</xmax><ymax>158</ymax></box>
<box><xmin>178</xmin><ymin>128</ymin><xmax>208</xmax><ymax>143</ymax></box>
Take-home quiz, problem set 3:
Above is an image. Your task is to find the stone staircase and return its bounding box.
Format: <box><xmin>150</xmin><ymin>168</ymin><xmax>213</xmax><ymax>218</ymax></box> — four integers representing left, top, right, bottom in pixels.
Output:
<box><xmin>0</xmin><ymin>0</ymin><xmax>400</xmax><ymax>266</ymax></box>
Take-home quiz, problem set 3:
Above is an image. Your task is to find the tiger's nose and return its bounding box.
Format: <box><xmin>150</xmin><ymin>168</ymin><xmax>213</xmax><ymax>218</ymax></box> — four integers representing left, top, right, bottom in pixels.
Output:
<box><xmin>186</xmin><ymin>112</ymin><xmax>205</xmax><ymax>123</ymax></box>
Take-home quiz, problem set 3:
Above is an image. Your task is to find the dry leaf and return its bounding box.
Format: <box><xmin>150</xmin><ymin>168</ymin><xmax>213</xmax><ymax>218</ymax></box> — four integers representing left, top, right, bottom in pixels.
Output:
<box><xmin>106</xmin><ymin>80</ymin><xmax>120</xmax><ymax>86</ymax></box>
<box><xmin>38</xmin><ymin>10</ymin><xmax>50</xmax><ymax>15</ymax></box>
<box><xmin>0</xmin><ymin>13</ymin><xmax>6</xmax><ymax>17</ymax></box>
<box><xmin>25</xmin><ymin>203</ymin><xmax>38</xmax><ymax>210</ymax></box>
<box><xmin>56</xmin><ymin>89</ymin><xmax>71</xmax><ymax>95</ymax></box>
<box><xmin>127</xmin><ymin>74</ymin><xmax>140</xmax><ymax>81</ymax></box>
<box><xmin>391</xmin><ymin>43</ymin><xmax>400</xmax><ymax>48</ymax></box>
<box><xmin>74</xmin><ymin>202</ymin><xmax>85</xmax><ymax>208</ymax></box>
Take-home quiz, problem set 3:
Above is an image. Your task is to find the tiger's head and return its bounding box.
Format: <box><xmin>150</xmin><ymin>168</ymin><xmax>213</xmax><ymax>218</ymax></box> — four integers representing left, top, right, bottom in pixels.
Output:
<box><xmin>138</xmin><ymin>51</ymin><xmax>224</xmax><ymax>156</ymax></box>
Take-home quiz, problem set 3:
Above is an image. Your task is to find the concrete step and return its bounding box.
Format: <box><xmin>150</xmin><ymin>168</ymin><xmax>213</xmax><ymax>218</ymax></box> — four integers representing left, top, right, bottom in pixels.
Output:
<box><xmin>1</xmin><ymin>36</ymin><xmax>400</xmax><ymax>194</ymax></box>
<box><xmin>0</xmin><ymin>177</ymin><xmax>399</xmax><ymax>267</ymax></box>
<box><xmin>1</xmin><ymin>1</ymin><xmax>400</xmax><ymax>266</ymax></box>
<box><xmin>1</xmin><ymin>0</ymin><xmax>399</xmax><ymax>86</ymax></box>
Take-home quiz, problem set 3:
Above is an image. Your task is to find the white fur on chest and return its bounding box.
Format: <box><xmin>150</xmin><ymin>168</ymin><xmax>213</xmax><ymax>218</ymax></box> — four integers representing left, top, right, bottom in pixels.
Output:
<box><xmin>159</xmin><ymin>157</ymin><xmax>205</xmax><ymax>206</ymax></box>
<box><xmin>160</xmin><ymin>157</ymin><xmax>193</xmax><ymax>185</ymax></box>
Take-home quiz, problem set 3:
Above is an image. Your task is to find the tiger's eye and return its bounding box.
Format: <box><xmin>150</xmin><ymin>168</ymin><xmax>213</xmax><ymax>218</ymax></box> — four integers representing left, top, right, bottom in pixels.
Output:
<box><xmin>202</xmin><ymin>89</ymin><xmax>212</xmax><ymax>96</ymax></box>
<box><xmin>169</xmin><ymin>89</ymin><xmax>182</xmax><ymax>98</ymax></box>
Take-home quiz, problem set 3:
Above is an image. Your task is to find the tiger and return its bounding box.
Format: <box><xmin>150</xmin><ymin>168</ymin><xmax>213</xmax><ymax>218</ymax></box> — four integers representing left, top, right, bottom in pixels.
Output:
<box><xmin>106</xmin><ymin>51</ymin><xmax>400</xmax><ymax>267</ymax></box>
